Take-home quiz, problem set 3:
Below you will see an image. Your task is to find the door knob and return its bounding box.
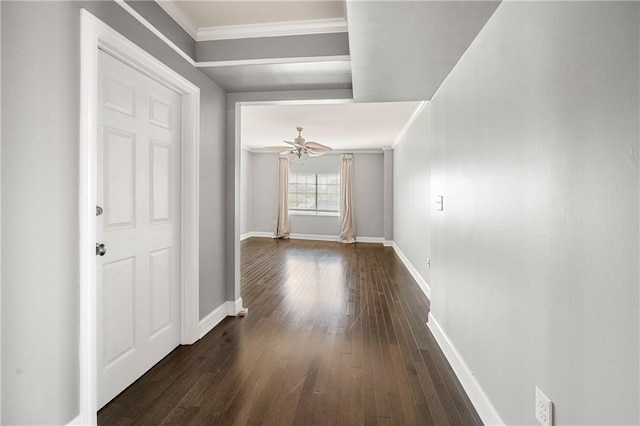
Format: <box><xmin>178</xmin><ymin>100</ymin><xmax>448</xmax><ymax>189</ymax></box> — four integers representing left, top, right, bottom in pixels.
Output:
<box><xmin>96</xmin><ymin>243</ymin><xmax>106</xmax><ymax>256</ymax></box>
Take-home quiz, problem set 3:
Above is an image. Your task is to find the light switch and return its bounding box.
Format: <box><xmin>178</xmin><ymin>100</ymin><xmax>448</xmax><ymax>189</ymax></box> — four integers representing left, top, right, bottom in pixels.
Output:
<box><xmin>436</xmin><ymin>196</ymin><xmax>444</xmax><ymax>211</ymax></box>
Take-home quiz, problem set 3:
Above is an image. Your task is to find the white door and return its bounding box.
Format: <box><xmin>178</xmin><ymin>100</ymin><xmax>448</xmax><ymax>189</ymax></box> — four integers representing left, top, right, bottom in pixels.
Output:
<box><xmin>96</xmin><ymin>49</ymin><xmax>182</xmax><ymax>409</ymax></box>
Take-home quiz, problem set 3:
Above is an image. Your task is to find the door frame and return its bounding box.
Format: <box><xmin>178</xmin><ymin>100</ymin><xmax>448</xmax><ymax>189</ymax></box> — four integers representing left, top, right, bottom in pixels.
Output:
<box><xmin>78</xmin><ymin>10</ymin><xmax>200</xmax><ymax>424</ymax></box>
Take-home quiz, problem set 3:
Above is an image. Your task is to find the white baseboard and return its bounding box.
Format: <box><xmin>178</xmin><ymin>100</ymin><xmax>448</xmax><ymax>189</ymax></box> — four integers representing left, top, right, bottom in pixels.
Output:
<box><xmin>241</xmin><ymin>231</ymin><xmax>272</xmax><ymax>240</ymax></box>
<box><xmin>198</xmin><ymin>297</ymin><xmax>244</xmax><ymax>338</ymax></box>
<box><xmin>198</xmin><ymin>302</ymin><xmax>228</xmax><ymax>338</ymax></box>
<box><xmin>390</xmin><ymin>242</ymin><xmax>431</xmax><ymax>300</ymax></box>
<box><xmin>228</xmin><ymin>297</ymin><xmax>244</xmax><ymax>316</ymax></box>
<box><xmin>246</xmin><ymin>232</ymin><xmax>385</xmax><ymax>244</ymax></box>
<box><xmin>66</xmin><ymin>414</ymin><xmax>82</xmax><ymax>425</ymax></box>
<box><xmin>355</xmin><ymin>236</ymin><xmax>384</xmax><ymax>244</ymax></box>
<box><xmin>289</xmin><ymin>233</ymin><xmax>337</xmax><ymax>241</ymax></box>
<box><xmin>427</xmin><ymin>313</ymin><xmax>504</xmax><ymax>426</ymax></box>
<box><xmin>383</xmin><ymin>239</ymin><xmax>394</xmax><ymax>247</ymax></box>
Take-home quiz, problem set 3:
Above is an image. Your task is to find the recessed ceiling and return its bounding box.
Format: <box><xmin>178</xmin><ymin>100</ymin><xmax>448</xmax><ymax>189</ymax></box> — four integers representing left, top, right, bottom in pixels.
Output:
<box><xmin>241</xmin><ymin>101</ymin><xmax>422</xmax><ymax>151</ymax></box>
<box><xmin>199</xmin><ymin>60</ymin><xmax>351</xmax><ymax>93</ymax></box>
<box><xmin>160</xmin><ymin>0</ymin><xmax>500</xmax><ymax>101</ymax></box>
<box><xmin>347</xmin><ymin>0</ymin><xmax>500</xmax><ymax>101</ymax></box>
<box><xmin>167</xmin><ymin>1</ymin><xmax>345</xmax><ymax>29</ymax></box>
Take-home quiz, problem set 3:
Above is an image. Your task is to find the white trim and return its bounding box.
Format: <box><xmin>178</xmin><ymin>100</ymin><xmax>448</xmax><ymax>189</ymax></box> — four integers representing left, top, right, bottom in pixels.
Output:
<box><xmin>392</xmin><ymin>101</ymin><xmax>428</xmax><ymax>149</ymax></box>
<box><xmin>114</xmin><ymin>0</ymin><xmax>196</xmax><ymax>66</ymax></box>
<box><xmin>195</xmin><ymin>55</ymin><xmax>350</xmax><ymax>68</ymax></box>
<box><xmin>196</xmin><ymin>296</ymin><xmax>245</xmax><ymax>347</ymax></box>
<box><xmin>241</xmin><ymin>231</ymin><xmax>384</xmax><ymax>244</ymax></box>
<box><xmin>228</xmin><ymin>297</ymin><xmax>244</xmax><ymax>316</ymax></box>
<box><xmin>427</xmin><ymin>313</ymin><xmax>505</xmax><ymax>426</ymax></box>
<box><xmin>67</xmin><ymin>415</ymin><xmax>83</xmax><ymax>426</ymax></box>
<box><xmin>290</xmin><ymin>233</ymin><xmax>338</xmax><ymax>242</ymax></box>
<box><xmin>356</xmin><ymin>237</ymin><xmax>385</xmax><ymax>244</ymax></box>
<box><xmin>241</xmin><ymin>231</ymin><xmax>273</xmax><ymax>240</ymax></box>
<box><xmin>80</xmin><ymin>10</ymin><xmax>200</xmax><ymax>424</ymax></box>
<box><xmin>391</xmin><ymin>242</ymin><xmax>431</xmax><ymax>300</ymax></box>
<box><xmin>197</xmin><ymin>18</ymin><xmax>348</xmax><ymax>41</ymax></box>
<box><xmin>154</xmin><ymin>0</ymin><xmax>198</xmax><ymax>40</ymax></box>
<box><xmin>289</xmin><ymin>210</ymin><xmax>340</xmax><ymax>217</ymax></box>
<box><xmin>115</xmin><ymin>2</ymin><xmax>349</xmax><ymax>73</ymax></box>
<box><xmin>383</xmin><ymin>239</ymin><xmax>394</xmax><ymax>247</ymax></box>
<box><xmin>198</xmin><ymin>302</ymin><xmax>227</xmax><ymax>338</ymax></box>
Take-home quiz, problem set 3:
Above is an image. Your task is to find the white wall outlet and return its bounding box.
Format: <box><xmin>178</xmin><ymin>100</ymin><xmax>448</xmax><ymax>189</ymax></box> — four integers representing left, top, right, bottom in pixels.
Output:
<box><xmin>427</xmin><ymin>258</ymin><xmax>431</xmax><ymax>268</ymax></box>
<box><xmin>436</xmin><ymin>195</ymin><xmax>444</xmax><ymax>211</ymax></box>
<box><xmin>535</xmin><ymin>386</ymin><xmax>553</xmax><ymax>426</ymax></box>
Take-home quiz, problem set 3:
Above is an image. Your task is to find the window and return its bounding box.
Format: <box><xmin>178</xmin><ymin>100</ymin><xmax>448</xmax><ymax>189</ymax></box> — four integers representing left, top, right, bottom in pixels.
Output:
<box><xmin>288</xmin><ymin>173</ymin><xmax>340</xmax><ymax>213</ymax></box>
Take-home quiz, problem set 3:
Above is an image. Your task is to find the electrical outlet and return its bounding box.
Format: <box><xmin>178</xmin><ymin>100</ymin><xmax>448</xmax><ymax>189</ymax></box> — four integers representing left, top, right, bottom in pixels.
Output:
<box><xmin>427</xmin><ymin>258</ymin><xmax>431</xmax><ymax>269</ymax></box>
<box><xmin>535</xmin><ymin>387</ymin><xmax>553</xmax><ymax>426</ymax></box>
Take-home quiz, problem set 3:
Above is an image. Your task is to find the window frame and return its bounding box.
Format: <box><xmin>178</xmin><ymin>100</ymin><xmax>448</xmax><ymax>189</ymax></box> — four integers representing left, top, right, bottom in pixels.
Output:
<box><xmin>288</xmin><ymin>172</ymin><xmax>340</xmax><ymax>215</ymax></box>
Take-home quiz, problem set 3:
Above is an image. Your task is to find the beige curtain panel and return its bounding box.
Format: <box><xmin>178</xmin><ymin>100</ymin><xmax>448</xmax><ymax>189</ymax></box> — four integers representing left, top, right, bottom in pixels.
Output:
<box><xmin>339</xmin><ymin>154</ymin><xmax>356</xmax><ymax>244</ymax></box>
<box><xmin>273</xmin><ymin>155</ymin><xmax>290</xmax><ymax>239</ymax></box>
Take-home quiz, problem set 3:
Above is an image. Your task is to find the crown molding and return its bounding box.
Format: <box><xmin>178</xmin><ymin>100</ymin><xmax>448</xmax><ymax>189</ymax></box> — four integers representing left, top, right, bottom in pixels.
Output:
<box><xmin>197</xmin><ymin>18</ymin><xmax>348</xmax><ymax>41</ymax></box>
<box><xmin>196</xmin><ymin>54</ymin><xmax>350</xmax><ymax>68</ymax></box>
<box><xmin>117</xmin><ymin>0</ymin><xmax>195</xmax><ymax>65</ymax></box>
<box><xmin>392</xmin><ymin>101</ymin><xmax>428</xmax><ymax>149</ymax></box>
<box><xmin>154</xmin><ymin>0</ymin><xmax>198</xmax><ymax>40</ymax></box>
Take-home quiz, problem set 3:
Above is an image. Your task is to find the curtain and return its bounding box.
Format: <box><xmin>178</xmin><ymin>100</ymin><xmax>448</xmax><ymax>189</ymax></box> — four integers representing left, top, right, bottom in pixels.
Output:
<box><xmin>339</xmin><ymin>154</ymin><xmax>356</xmax><ymax>244</ymax></box>
<box><xmin>273</xmin><ymin>154</ymin><xmax>290</xmax><ymax>239</ymax></box>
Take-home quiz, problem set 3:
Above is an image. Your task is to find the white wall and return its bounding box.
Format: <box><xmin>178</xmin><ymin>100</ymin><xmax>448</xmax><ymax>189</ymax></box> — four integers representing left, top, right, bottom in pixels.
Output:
<box><xmin>247</xmin><ymin>152</ymin><xmax>384</xmax><ymax>239</ymax></box>
<box><xmin>392</xmin><ymin>2</ymin><xmax>638</xmax><ymax>424</ymax></box>
<box><xmin>393</xmin><ymin>104</ymin><xmax>431</xmax><ymax>285</ymax></box>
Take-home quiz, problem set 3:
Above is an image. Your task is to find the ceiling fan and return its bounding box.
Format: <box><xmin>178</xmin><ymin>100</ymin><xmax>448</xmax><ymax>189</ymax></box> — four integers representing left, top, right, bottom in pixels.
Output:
<box><xmin>265</xmin><ymin>127</ymin><xmax>332</xmax><ymax>159</ymax></box>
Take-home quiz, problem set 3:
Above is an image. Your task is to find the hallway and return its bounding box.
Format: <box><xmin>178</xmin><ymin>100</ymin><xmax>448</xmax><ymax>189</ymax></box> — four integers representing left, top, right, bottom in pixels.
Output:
<box><xmin>98</xmin><ymin>238</ymin><xmax>480</xmax><ymax>425</ymax></box>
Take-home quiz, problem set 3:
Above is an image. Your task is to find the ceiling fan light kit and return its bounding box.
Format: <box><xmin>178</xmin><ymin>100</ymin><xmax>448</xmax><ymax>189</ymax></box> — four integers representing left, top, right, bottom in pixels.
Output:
<box><xmin>265</xmin><ymin>127</ymin><xmax>332</xmax><ymax>161</ymax></box>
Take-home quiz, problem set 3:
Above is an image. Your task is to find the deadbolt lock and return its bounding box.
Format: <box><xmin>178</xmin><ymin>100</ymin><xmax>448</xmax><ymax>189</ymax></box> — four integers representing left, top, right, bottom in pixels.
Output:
<box><xmin>96</xmin><ymin>243</ymin><xmax>106</xmax><ymax>256</ymax></box>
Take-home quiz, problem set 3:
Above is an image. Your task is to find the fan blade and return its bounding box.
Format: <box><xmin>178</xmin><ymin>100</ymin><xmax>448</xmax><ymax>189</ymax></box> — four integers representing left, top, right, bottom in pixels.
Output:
<box><xmin>265</xmin><ymin>145</ymin><xmax>292</xmax><ymax>151</ymax></box>
<box><xmin>305</xmin><ymin>141</ymin><xmax>332</xmax><ymax>152</ymax></box>
<box><xmin>283</xmin><ymin>140</ymin><xmax>302</xmax><ymax>147</ymax></box>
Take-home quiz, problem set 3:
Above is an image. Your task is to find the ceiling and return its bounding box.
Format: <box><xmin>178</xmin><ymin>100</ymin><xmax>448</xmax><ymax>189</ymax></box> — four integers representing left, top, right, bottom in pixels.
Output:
<box><xmin>241</xmin><ymin>101</ymin><xmax>422</xmax><ymax>151</ymax></box>
<box><xmin>168</xmin><ymin>1</ymin><xmax>345</xmax><ymax>29</ymax></box>
<box><xmin>199</xmin><ymin>60</ymin><xmax>352</xmax><ymax>93</ymax></box>
<box><xmin>159</xmin><ymin>0</ymin><xmax>500</xmax><ymax>152</ymax></box>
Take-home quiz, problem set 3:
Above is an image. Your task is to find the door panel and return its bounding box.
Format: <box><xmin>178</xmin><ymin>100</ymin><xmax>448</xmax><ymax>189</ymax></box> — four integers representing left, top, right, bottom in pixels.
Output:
<box><xmin>149</xmin><ymin>248</ymin><xmax>172</xmax><ymax>338</ymax></box>
<box><xmin>150</xmin><ymin>141</ymin><xmax>171</xmax><ymax>223</ymax></box>
<box><xmin>102</xmin><ymin>257</ymin><xmax>136</xmax><ymax>368</ymax></box>
<box><xmin>97</xmin><ymin>49</ymin><xmax>182</xmax><ymax>409</ymax></box>
<box><xmin>102</xmin><ymin>127</ymin><xmax>136</xmax><ymax>230</ymax></box>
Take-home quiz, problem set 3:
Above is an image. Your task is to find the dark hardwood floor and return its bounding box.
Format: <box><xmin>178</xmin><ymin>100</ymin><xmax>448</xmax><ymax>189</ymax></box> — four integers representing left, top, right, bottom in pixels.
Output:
<box><xmin>98</xmin><ymin>238</ymin><xmax>482</xmax><ymax>425</ymax></box>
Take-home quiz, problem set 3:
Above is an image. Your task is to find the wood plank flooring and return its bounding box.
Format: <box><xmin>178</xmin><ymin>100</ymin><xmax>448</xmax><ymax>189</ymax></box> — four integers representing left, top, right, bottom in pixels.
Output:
<box><xmin>98</xmin><ymin>238</ymin><xmax>482</xmax><ymax>425</ymax></box>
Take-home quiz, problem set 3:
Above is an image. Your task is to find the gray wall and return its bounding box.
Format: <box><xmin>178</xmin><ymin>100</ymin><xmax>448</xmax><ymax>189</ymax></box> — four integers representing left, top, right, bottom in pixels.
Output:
<box><xmin>247</xmin><ymin>152</ymin><xmax>384</xmax><ymax>239</ymax></box>
<box><xmin>196</xmin><ymin>32</ymin><xmax>349</xmax><ymax>62</ymax></box>
<box><xmin>240</xmin><ymin>148</ymin><xmax>253</xmax><ymax>235</ymax></box>
<box><xmin>1</xmin><ymin>1</ymin><xmax>227</xmax><ymax>424</ymax></box>
<box><xmin>382</xmin><ymin>149</ymin><xmax>393</xmax><ymax>241</ymax></box>
<box><xmin>351</xmin><ymin>153</ymin><xmax>384</xmax><ymax>239</ymax></box>
<box><xmin>393</xmin><ymin>105</ymin><xmax>431</xmax><ymax>285</ymax></box>
<box><xmin>394</xmin><ymin>2</ymin><xmax>639</xmax><ymax>423</ymax></box>
<box><xmin>250</xmin><ymin>153</ymin><xmax>279</xmax><ymax>233</ymax></box>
